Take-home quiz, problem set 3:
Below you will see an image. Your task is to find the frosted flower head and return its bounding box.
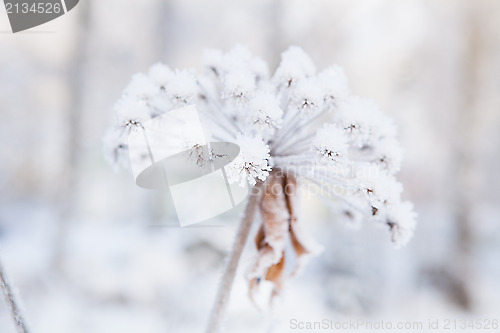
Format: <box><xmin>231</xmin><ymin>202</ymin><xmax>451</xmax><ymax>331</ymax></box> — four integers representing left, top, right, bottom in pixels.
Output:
<box><xmin>387</xmin><ymin>201</ymin><xmax>417</xmax><ymax>248</ymax></box>
<box><xmin>148</xmin><ymin>63</ymin><xmax>173</xmax><ymax>86</ymax></box>
<box><xmin>289</xmin><ymin>78</ymin><xmax>324</xmax><ymax>115</ymax></box>
<box><xmin>124</xmin><ymin>73</ymin><xmax>159</xmax><ymax>100</ymax></box>
<box><xmin>221</xmin><ymin>71</ymin><xmax>256</xmax><ymax>104</ymax></box>
<box><xmin>164</xmin><ymin>70</ymin><xmax>198</xmax><ymax>107</ymax></box>
<box><xmin>372</xmin><ymin>139</ymin><xmax>403</xmax><ymax>174</ymax></box>
<box><xmin>318</xmin><ymin>65</ymin><xmax>350</xmax><ymax>109</ymax></box>
<box><xmin>334</xmin><ymin>97</ymin><xmax>386</xmax><ymax>148</ymax></box>
<box><xmin>248</xmin><ymin>93</ymin><xmax>283</xmax><ymax>135</ymax></box>
<box><xmin>113</xmin><ymin>95</ymin><xmax>151</xmax><ymax>132</ymax></box>
<box><xmin>105</xmin><ymin>45</ymin><xmax>415</xmax><ymax>249</ymax></box>
<box><xmin>105</xmin><ymin>45</ymin><xmax>417</xmax><ymax>306</ymax></box>
<box><xmin>225</xmin><ymin>135</ymin><xmax>271</xmax><ymax>187</ymax></box>
<box><xmin>353</xmin><ymin>164</ymin><xmax>403</xmax><ymax>214</ymax></box>
<box><xmin>273</xmin><ymin>46</ymin><xmax>316</xmax><ymax>88</ymax></box>
<box><xmin>311</xmin><ymin>124</ymin><xmax>348</xmax><ymax>164</ymax></box>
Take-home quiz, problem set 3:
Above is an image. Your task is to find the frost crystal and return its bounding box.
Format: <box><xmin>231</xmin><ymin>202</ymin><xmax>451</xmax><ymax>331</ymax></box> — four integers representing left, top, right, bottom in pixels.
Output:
<box><xmin>318</xmin><ymin>65</ymin><xmax>350</xmax><ymax>108</ymax></box>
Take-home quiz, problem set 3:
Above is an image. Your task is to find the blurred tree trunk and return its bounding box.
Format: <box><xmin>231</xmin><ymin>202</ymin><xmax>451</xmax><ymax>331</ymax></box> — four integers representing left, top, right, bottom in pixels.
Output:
<box><xmin>147</xmin><ymin>0</ymin><xmax>176</xmax><ymax>226</ymax></box>
<box><xmin>52</xmin><ymin>0</ymin><xmax>91</xmax><ymax>271</ymax></box>
<box><xmin>447</xmin><ymin>0</ymin><xmax>485</xmax><ymax>310</ymax></box>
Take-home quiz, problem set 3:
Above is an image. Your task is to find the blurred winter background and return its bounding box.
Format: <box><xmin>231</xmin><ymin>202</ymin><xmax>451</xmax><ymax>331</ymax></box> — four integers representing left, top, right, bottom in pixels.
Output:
<box><xmin>1</xmin><ymin>0</ymin><xmax>500</xmax><ymax>332</ymax></box>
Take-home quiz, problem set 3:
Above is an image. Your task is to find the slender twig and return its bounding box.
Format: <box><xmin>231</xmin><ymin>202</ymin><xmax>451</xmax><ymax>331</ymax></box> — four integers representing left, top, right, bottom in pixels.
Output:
<box><xmin>205</xmin><ymin>182</ymin><xmax>264</xmax><ymax>333</ymax></box>
<box><xmin>0</xmin><ymin>259</ymin><xmax>30</xmax><ymax>333</ymax></box>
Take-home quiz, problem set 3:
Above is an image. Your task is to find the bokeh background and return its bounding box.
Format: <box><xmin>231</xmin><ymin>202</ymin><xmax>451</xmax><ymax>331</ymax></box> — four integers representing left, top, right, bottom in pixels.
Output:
<box><xmin>1</xmin><ymin>0</ymin><xmax>500</xmax><ymax>332</ymax></box>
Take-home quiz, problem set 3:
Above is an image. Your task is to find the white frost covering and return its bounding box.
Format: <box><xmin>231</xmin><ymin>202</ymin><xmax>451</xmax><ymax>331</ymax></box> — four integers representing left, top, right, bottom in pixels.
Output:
<box><xmin>105</xmin><ymin>45</ymin><xmax>416</xmax><ymax>246</ymax></box>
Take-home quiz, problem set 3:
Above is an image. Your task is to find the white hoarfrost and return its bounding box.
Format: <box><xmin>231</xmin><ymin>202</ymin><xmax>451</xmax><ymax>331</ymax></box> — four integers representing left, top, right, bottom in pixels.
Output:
<box><xmin>104</xmin><ymin>45</ymin><xmax>416</xmax><ymax>248</ymax></box>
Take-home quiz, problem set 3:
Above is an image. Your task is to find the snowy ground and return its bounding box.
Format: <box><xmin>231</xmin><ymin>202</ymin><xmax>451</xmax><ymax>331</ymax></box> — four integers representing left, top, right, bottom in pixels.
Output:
<box><xmin>1</xmin><ymin>195</ymin><xmax>499</xmax><ymax>332</ymax></box>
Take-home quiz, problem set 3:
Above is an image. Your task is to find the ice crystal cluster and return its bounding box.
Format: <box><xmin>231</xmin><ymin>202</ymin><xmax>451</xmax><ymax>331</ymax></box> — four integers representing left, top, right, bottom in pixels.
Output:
<box><xmin>104</xmin><ymin>45</ymin><xmax>416</xmax><ymax>299</ymax></box>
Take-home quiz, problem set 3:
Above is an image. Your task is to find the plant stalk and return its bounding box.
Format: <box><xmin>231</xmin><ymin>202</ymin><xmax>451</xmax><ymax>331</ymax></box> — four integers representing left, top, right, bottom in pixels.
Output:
<box><xmin>205</xmin><ymin>182</ymin><xmax>264</xmax><ymax>333</ymax></box>
<box><xmin>0</xmin><ymin>259</ymin><xmax>30</xmax><ymax>333</ymax></box>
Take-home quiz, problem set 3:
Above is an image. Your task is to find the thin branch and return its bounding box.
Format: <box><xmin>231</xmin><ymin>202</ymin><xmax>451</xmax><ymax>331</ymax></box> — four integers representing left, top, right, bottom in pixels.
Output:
<box><xmin>0</xmin><ymin>259</ymin><xmax>30</xmax><ymax>333</ymax></box>
<box><xmin>205</xmin><ymin>182</ymin><xmax>264</xmax><ymax>333</ymax></box>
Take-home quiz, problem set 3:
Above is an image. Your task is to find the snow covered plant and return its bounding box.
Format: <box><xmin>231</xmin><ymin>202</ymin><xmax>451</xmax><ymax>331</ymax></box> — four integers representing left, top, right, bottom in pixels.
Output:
<box><xmin>104</xmin><ymin>45</ymin><xmax>416</xmax><ymax>332</ymax></box>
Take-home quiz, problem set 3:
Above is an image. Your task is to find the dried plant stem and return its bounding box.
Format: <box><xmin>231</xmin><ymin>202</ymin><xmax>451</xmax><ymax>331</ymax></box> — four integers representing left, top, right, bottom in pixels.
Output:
<box><xmin>0</xmin><ymin>260</ymin><xmax>29</xmax><ymax>333</ymax></box>
<box><xmin>206</xmin><ymin>182</ymin><xmax>264</xmax><ymax>333</ymax></box>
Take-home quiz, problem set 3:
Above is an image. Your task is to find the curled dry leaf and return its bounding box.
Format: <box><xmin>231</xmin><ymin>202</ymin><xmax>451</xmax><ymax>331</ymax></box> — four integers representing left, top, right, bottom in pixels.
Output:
<box><xmin>248</xmin><ymin>170</ymin><xmax>321</xmax><ymax>305</ymax></box>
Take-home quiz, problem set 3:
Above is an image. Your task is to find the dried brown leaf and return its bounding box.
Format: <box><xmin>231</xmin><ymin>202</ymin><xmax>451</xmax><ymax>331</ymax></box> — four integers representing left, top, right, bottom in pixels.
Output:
<box><xmin>248</xmin><ymin>170</ymin><xmax>321</xmax><ymax>305</ymax></box>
